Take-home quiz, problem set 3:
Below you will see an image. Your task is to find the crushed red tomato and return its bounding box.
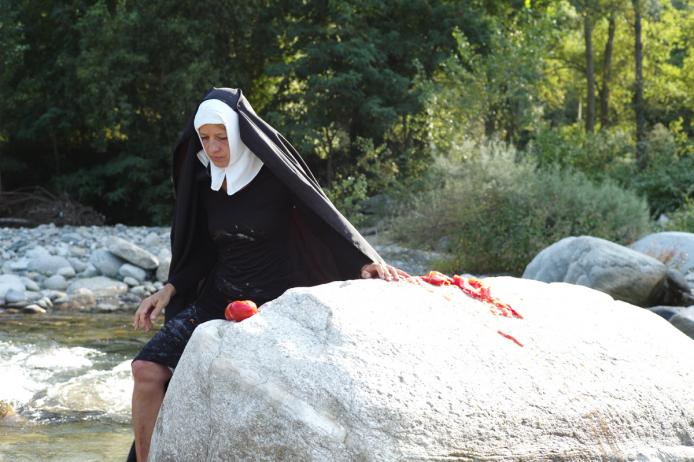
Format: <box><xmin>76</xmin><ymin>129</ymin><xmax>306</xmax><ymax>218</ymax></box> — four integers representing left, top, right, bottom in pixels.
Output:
<box><xmin>414</xmin><ymin>271</ymin><xmax>524</xmax><ymax>347</ymax></box>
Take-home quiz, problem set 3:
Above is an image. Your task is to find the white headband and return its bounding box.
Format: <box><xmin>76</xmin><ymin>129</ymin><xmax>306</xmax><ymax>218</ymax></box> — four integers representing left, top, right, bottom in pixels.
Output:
<box><xmin>193</xmin><ymin>99</ymin><xmax>263</xmax><ymax>195</ymax></box>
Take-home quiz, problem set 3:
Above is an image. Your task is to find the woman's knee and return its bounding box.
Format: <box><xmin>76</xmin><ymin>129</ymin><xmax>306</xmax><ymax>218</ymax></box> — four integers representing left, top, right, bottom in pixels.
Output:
<box><xmin>131</xmin><ymin>360</ymin><xmax>171</xmax><ymax>385</ymax></box>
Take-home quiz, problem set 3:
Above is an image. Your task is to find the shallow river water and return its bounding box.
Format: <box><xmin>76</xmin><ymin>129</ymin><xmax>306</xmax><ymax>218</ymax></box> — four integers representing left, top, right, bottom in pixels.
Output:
<box><xmin>0</xmin><ymin>312</ymin><xmax>152</xmax><ymax>462</ymax></box>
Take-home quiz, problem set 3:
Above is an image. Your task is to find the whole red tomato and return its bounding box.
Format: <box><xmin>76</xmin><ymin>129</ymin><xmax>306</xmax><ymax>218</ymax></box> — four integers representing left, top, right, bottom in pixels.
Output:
<box><xmin>224</xmin><ymin>300</ymin><xmax>258</xmax><ymax>322</ymax></box>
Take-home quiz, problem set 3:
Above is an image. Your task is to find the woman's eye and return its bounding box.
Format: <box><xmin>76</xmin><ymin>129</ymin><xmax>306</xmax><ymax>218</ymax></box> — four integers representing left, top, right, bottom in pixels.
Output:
<box><xmin>218</xmin><ymin>137</ymin><xmax>227</xmax><ymax>140</ymax></box>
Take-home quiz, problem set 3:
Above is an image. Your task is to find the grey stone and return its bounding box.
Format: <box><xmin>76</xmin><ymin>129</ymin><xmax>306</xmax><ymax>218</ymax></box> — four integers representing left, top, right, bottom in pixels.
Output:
<box><xmin>4</xmin><ymin>288</ymin><xmax>26</xmax><ymax>304</ymax></box>
<box><xmin>20</xmin><ymin>276</ymin><xmax>40</xmax><ymax>292</ymax></box>
<box><xmin>119</xmin><ymin>263</ymin><xmax>147</xmax><ymax>282</ymax></box>
<box><xmin>123</xmin><ymin>276</ymin><xmax>139</xmax><ymax>287</ymax></box>
<box><xmin>130</xmin><ymin>286</ymin><xmax>147</xmax><ymax>297</ymax></box>
<box><xmin>156</xmin><ymin>255</ymin><xmax>171</xmax><ymax>283</ymax></box>
<box><xmin>36</xmin><ymin>297</ymin><xmax>53</xmax><ymax>309</ymax></box>
<box><xmin>89</xmin><ymin>250</ymin><xmax>125</xmax><ymax>278</ymax></box>
<box><xmin>68</xmin><ymin>258</ymin><xmax>87</xmax><ymax>273</ymax></box>
<box><xmin>41</xmin><ymin>290</ymin><xmax>68</xmax><ymax>303</ymax></box>
<box><xmin>95</xmin><ymin>302</ymin><xmax>119</xmax><ymax>312</ymax></box>
<box><xmin>61</xmin><ymin>232</ymin><xmax>82</xmax><ymax>243</ymax></box>
<box><xmin>670</xmin><ymin>306</ymin><xmax>694</xmax><ymax>340</ymax></box>
<box><xmin>43</xmin><ymin>275</ymin><xmax>68</xmax><ymax>291</ymax></box>
<box><xmin>150</xmin><ymin>278</ymin><xmax>694</xmax><ymax>461</ymax></box>
<box><xmin>0</xmin><ymin>275</ymin><xmax>26</xmax><ymax>299</ymax></box>
<box><xmin>25</xmin><ymin>246</ymin><xmax>50</xmax><ymax>260</ymax></box>
<box><xmin>523</xmin><ymin>236</ymin><xmax>667</xmax><ymax>307</ymax></box>
<box><xmin>57</xmin><ymin>266</ymin><xmax>76</xmax><ymax>278</ymax></box>
<box><xmin>107</xmin><ymin>237</ymin><xmax>159</xmax><ymax>269</ymax></box>
<box><xmin>27</xmin><ymin>255</ymin><xmax>73</xmax><ymax>275</ymax></box>
<box><xmin>24</xmin><ymin>291</ymin><xmax>42</xmax><ymax>302</ymax></box>
<box><xmin>69</xmin><ymin>246</ymin><xmax>87</xmax><ymax>258</ymax></box>
<box><xmin>80</xmin><ymin>263</ymin><xmax>99</xmax><ymax>278</ymax></box>
<box><xmin>22</xmin><ymin>304</ymin><xmax>46</xmax><ymax>314</ymax></box>
<box><xmin>647</xmin><ymin>306</ymin><xmax>686</xmax><ymax>321</ymax></box>
<box><xmin>631</xmin><ymin>231</ymin><xmax>694</xmax><ymax>275</ymax></box>
<box><xmin>144</xmin><ymin>232</ymin><xmax>160</xmax><ymax>248</ymax></box>
<box><xmin>67</xmin><ymin>288</ymin><xmax>97</xmax><ymax>310</ymax></box>
<box><xmin>66</xmin><ymin>276</ymin><xmax>128</xmax><ymax>304</ymax></box>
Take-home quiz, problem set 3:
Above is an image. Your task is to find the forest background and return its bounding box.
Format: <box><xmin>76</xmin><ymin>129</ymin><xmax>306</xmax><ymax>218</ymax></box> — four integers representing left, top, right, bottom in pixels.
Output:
<box><xmin>1</xmin><ymin>0</ymin><xmax>692</xmax><ymax>275</ymax></box>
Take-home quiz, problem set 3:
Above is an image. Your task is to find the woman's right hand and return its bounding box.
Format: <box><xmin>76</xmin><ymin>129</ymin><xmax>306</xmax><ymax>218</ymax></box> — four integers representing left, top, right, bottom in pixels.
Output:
<box><xmin>133</xmin><ymin>283</ymin><xmax>176</xmax><ymax>332</ymax></box>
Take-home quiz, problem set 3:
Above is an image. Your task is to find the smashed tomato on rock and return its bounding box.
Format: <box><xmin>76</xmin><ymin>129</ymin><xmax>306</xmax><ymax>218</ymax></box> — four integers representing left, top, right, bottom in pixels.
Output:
<box><xmin>415</xmin><ymin>271</ymin><xmax>524</xmax><ymax>347</ymax></box>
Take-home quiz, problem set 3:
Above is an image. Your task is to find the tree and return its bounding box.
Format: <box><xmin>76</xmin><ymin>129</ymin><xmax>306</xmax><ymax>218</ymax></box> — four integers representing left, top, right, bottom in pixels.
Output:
<box><xmin>632</xmin><ymin>0</ymin><xmax>646</xmax><ymax>168</ymax></box>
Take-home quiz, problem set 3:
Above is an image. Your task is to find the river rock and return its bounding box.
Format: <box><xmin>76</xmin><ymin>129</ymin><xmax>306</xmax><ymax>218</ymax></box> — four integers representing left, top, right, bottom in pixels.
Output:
<box><xmin>66</xmin><ymin>276</ymin><xmax>128</xmax><ymax>303</ymax></box>
<box><xmin>43</xmin><ymin>275</ymin><xmax>68</xmax><ymax>291</ymax></box>
<box><xmin>523</xmin><ymin>236</ymin><xmax>667</xmax><ymax>306</ymax></box>
<box><xmin>150</xmin><ymin>278</ymin><xmax>694</xmax><ymax>461</ymax></box>
<box><xmin>27</xmin><ymin>255</ymin><xmax>73</xmax><ymax>276</ymax></box>
<box><xmin>0</xmin><ymin>274</ymin><xmax>26</xmax><ymax>300</ymax></box>
<box><xmin>65</xmin><ymin>288</ymin><xmax>96</xmax><ymax>310</ymax></box>
<box><xmin>107</xmin><ymin>237</ymin><xmax>158</xmax><ymax>270</ymax></box>
<box><xmin>119</xmin><ymin>263</ymin><xmax>147</xmax><ymax>283</ymax></box>
<box><xmin>24</xmin><ymin>291</ymin><xmax>42</xmax><ymax>302</ymax></box>
<box><xmin>25</xmin><ymin>246</ymin><xmax>50</xmax><ymax>260</ymax></box>
<box><xmin>89</xmin><ymin>250</ymin><xmax>125</xmax><ymax>278</ymax></box>
<box><xmin>123</xmin><ymin>276</ymin><xmax>139</xmax><ymax>287</ymax></box>
<box><xmin>22</xmin><ymin>304</ymin><xmax>46</xmax><ymax>314</ymax></box>
<box><xmin>156</xmin><ymin>254</ymin><xmax>171</xmax><ymax>283</ymax></box>
<box><xmin>80</xmin><ymin>263</ymin><xmax>99</xmax><ymax>278</ymax></box>
<box><xmin>631</xmin><ymin>231</ymin><xmax>694</xmax><ymax>275</ymax></box>
<box><xmin>4</xmin><ymin>288</ymin><xmax>26</xmax><ymax>304</ymax></box>
<box><xmin>647</xmin><ymin>306</ymin><xmax>685</xmax><ymax>320</ymax></box>
<box><xmin>670</xmin><ymin>306</ymin><xmax>694</xmax><ymax>340</ymax></box>
<box><xmin>67</xmin><ymin>258</ymin><xmax>87</xmax><ymax>273</ymax></box>
<box><xmin>20</xmin><ymin>276</ymin><xmax>40</xmax><ymax>292</ymax></box>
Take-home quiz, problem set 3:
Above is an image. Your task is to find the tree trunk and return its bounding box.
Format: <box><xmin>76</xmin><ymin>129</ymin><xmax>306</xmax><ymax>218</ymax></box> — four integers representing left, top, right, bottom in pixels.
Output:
<box><xmin>632</xmin><ymin>0</ymin><xmax>647</xmax><ymax>169</ymax></box>
<box><xmin>584</xmin><ymin>13</ymin><xmax>596</xmax><ymax>134</ymax></box>
<box><xmin>599</xmin><ymin>12</ymin><xmax>616</xmax><ymax>130</ymax></box>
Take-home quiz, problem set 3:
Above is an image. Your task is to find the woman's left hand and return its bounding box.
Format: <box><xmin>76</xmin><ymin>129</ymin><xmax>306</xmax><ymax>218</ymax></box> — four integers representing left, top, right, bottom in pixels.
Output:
<box><xmin>361</xmin><ymin>262</ymin><xmax>410</xmax><ymax>281</ymax></box>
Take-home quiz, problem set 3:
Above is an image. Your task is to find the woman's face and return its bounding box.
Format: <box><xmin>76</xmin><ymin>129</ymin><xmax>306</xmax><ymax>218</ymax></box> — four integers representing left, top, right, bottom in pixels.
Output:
<box><xmin>199</xmin><ymin>124</ymin><xmax>230</xmax><ymax>168</ymax></box>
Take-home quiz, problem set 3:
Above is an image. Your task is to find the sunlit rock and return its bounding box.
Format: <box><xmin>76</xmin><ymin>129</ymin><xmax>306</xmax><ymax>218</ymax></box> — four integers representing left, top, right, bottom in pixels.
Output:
<box><xmin>151</xmin><ymin>278</ymin><xmax>694</xmax><ymax>461</ymax></box>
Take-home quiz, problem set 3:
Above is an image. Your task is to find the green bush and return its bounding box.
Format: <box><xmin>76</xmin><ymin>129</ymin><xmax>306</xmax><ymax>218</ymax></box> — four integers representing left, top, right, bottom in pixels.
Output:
<box><xmin>388</xmin><ymin>139</ymin><xmax>651</xmax><ymax>275</ymax></box>
<box><xmin>663</xmin><ymin>199</ymin><xmax>694</xmax><ymax>233</ymax></box>
<box><xmin>526</xmin><ymin>124</ymin><xmax>694</xmax><ymax>217</ymax></box>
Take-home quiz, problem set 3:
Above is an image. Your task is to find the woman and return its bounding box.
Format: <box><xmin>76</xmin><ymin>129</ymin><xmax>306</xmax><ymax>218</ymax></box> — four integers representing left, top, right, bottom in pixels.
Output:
<box><xmin>129</xmin><ymin>88</ymin><xmax>405</xmax><ymax>461</ymax></box>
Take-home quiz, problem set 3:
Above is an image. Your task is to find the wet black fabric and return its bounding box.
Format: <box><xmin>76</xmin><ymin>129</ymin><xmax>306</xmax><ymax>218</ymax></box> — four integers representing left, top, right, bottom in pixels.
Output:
<box><xmin>164</xmin><ymin>88</ymin><xmax>383</xmax><ymax>322</ymax></box>
<box><xmin>132</xmin><ymin>304</ymin><xmax>219</xmax><ymax>369</ymax></box>
<box><xmin>191</xmin><ymin>165</ymin><xmax>293</xmax><ymax>315</ymax></box>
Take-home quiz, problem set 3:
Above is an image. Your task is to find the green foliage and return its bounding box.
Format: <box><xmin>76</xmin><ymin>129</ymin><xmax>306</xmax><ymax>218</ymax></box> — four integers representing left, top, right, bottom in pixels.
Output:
<box><xmin>526</xmin><ymin>123</ymin><xmax>694</xmax><ymax>216</ymax></box>
<box><xmin>389</xmin><ymin>139</ymin><xmax>650</xmax><ymax>275</ymax></box>
<box><xmin>326</xmin><ymin>173</ymin><xmax>369</xmax><ymax>227</ymax></box>
<box><xmin>663</xmin><ymin>198</ymin><xmax>694</xmax><ymax>232</ymax></box>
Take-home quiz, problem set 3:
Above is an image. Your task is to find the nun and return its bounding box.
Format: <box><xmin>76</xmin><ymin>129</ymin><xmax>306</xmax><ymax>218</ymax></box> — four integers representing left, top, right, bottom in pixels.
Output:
<box><xmin>128</xmin><ymin>88</ymin><xmax>406</xmax><ymax>461</ymax></box>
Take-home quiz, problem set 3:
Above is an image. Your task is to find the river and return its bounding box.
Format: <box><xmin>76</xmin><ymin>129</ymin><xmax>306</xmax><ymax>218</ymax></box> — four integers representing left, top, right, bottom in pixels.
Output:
<box><xmin>0</xmin><ymin>311</ymin><xmax>152</xmax><ymax>462</ymax></box>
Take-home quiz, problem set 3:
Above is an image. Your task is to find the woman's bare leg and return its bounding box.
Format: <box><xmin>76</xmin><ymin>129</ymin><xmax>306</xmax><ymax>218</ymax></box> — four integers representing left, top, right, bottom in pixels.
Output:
<box><xmin>131</xmin><ymin>360</ymin><xmax>172</xmax><ymax>462</ymax></box>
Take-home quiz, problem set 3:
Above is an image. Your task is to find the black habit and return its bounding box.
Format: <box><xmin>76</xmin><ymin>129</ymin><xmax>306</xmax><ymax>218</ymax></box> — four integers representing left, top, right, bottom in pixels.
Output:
<box><xmin>165</xmin><ymin>87</ymin><xmax>383</xmax><ymax>320</ymax></box>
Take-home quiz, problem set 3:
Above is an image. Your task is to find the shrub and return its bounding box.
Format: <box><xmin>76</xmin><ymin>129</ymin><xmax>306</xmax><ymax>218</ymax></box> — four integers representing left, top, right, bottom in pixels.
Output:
<box><xmin>663</xmin><ymin>199</ymin><xmax>694</xmax><ymax>233</ymax></box>
<box><xmin>389</xmin><ymin>139</ymin><xmax>651</xmax><ymax>275</ymax></box>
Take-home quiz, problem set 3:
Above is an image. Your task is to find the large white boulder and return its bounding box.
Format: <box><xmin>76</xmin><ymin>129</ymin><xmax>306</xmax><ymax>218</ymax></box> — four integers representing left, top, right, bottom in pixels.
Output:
<box><xmin>150</xmin><ymin>278</ymin><xmax>694</xmax><ymax>461</ymax></box>
<box><xmin>523</xmin><ymin>236</ymin><xmax>667</xmax><ymax>306</ymax></box>
<box><xmin>631</xmin><ymin>231</ymin><xmax>694</xmax><ymax>275</ymax></box>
